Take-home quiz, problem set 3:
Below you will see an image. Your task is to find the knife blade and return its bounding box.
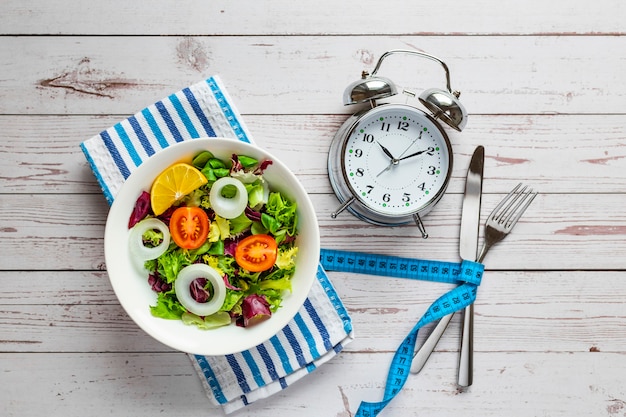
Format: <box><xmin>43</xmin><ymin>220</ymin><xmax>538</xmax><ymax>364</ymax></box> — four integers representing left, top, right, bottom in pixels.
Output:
<box><xmin>457</xmin><ymin>145</ymin><xmax>484</xmax><ymax>388</ymax></box>
<box><xmin>410</xmin><ymin>146</ymin><xmax>484</xmax><ymax>376</ymax></box>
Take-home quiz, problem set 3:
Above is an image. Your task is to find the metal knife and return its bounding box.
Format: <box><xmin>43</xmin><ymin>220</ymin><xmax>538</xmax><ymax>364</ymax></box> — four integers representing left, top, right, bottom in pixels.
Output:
<box><xmin>457</xmin><ymin>145</ymin><xmax>484</xmax><ymax>388</ymax></box>
<box><xmin>410</xmin><ymin>146</ymin><xmax>484</xmax><ymax>376</ymax></box>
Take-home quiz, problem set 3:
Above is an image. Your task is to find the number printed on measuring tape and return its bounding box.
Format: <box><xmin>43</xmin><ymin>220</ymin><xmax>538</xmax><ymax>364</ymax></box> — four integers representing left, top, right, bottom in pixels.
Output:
<box><xmin>319</xmin><ymin>248</ymin><xmax>482</xmax><ymax>285</ymax></box>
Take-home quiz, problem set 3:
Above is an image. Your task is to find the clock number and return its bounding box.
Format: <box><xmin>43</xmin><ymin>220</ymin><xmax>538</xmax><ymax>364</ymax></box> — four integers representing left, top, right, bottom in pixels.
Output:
<box><xmin>354</xmin><ymin>149</ymin><xmax>363</xmax><ymax>157</ymax></box>
<box><xmin>417</xmin><ymin>182</ymin><xmax>426</xmax><ymax>191</ymax></box>
<box><xmin>383</xmin><ymin>121</ymin><xmax>410</xmax><ymax>131</ymax></box>
<box><xmin>366</xmin><ymin>185</ymin><xmax>374</xmax><ymax>194</ymax></box>
<box><xmin>362</xmin><ymin>133</ymin><xmax>374</xmax><ymax>143</ymax></box>
<box><xmin>426</xmin><ymin>146</ymin><xmax>435</xmax><ymax>155</ymax></box>
<box><xmin>397</xmin><ymin>121</ymin><xmax>410</xmax><ymax>131</ymax></box>
<box><xmin>402</xmin><ymin>193</ymin><xmax>410</xmax><ymax>202</ymax></box>
<box><xmin>382</xmin><ymin>193</ymin><xmax>391</xmax><ymax>202</ymax></box>
<box><xmin>427</xmin><ymin>166</ymin><xmax>437</xmax><ymax>175</ymax></box>
<box><xmin>356</xmin><ymin>168</ymin><xmax>365</xmax><ymax>177</ymax></box>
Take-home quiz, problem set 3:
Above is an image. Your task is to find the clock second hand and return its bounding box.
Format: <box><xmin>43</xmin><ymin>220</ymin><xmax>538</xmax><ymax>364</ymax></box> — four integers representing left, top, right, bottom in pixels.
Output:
<box><xmin>397</xmin><ymin>131</ymin><xmax>423</xmax><ymax>159</ymax></box>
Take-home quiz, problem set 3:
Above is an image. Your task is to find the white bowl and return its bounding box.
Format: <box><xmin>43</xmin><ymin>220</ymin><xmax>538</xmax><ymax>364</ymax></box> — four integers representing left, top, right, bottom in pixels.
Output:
<box><xmin>104</xmin><ymin>138</ymin><xmax>320</xmax><ymax>355</ymax></box>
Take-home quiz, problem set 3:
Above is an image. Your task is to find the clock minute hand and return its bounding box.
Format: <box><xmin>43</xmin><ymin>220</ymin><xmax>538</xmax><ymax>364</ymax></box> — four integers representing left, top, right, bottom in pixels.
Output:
<box><xmin>398</xmin><ymin>148</ymin><xmax>431</xmax><ymax>161</ymax></box>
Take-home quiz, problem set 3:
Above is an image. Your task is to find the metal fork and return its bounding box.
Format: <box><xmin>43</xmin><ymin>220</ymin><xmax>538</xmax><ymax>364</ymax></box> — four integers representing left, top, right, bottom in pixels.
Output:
<box><xmin>411</xmin><ymin>183</ymin><xmax>538</xmax><ymax>380</ymax></box>
<box><xmin>473</xmin><ymin>183</ymin><xmax>537</xmax><ymax>265</ymax></box>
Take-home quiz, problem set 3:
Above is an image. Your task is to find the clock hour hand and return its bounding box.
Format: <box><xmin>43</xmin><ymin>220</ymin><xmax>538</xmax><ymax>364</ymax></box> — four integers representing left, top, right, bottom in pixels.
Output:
<box><xmin>377</xmin><ymin>142</ymin><xmax>396</xmax><ymax>160</ymax></box>
<box><xmin>376</xmin><ymin>142</ymin><xmax>400</xmax><ymax>177</ymax></box>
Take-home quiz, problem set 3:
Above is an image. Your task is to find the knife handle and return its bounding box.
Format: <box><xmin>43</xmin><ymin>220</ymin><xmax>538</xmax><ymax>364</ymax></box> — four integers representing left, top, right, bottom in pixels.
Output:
<box><xmin>410</xmin><ymin>312</ymin><xmax>454</xmax><ymax>374</ymax></box>
<box><xmin>458</xmin><ymin>303</ymin><xmax>474</xmax><ymax>387</ymax></box>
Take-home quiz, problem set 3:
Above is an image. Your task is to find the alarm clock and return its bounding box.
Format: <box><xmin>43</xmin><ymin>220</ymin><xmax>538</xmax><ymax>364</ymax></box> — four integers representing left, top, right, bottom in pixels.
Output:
<box><xmin>327</xmin><ymin>49</ymin><xmax>468</xmax><ymax>238</ymax></box>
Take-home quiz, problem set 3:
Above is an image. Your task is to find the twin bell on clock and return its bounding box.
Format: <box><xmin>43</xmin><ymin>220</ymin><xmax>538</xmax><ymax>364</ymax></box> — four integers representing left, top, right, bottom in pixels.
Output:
<box><xmin>327</xmin><ymin>49</ymin><xmax>468</xmax><ymax>238</ymax></box>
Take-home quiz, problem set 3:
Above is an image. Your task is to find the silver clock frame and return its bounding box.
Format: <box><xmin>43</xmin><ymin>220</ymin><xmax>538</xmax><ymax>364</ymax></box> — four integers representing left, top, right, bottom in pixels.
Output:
<box><xmin>327</xmin><ymin>103</ymin><xmax>454</xmax><ymax>236</ymax></box>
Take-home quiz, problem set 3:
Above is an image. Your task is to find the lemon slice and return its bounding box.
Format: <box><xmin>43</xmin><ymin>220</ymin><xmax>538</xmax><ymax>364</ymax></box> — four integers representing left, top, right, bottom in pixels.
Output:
<box><xmin>150</xmin><ymin>162</ymin><xmax>208</xmax><ymax>215</ymax></box>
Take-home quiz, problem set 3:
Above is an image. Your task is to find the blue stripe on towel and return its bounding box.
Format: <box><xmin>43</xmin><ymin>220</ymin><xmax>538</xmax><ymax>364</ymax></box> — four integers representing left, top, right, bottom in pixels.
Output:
<box><xmin>100</xmin><ymin>130</ymin><xmax>130</xmax><ymax>179</ymax></box>
<box><xmin>193</xmin><ymin>355</ymin><xmax>228</xmax><ymax>404</ymax></box>
<box><xmin>206</xmin><ymin>78</ymin><xmax>251</xmax><ymax>143</ymax></box>
<box><xmin>334</xmin><ymin>341</ymin><xmax>345</xmax><ymax>354</ymax></box>
<box><xmin>269</xmin><ymin>335</ymin><xmax>294</xmax><ymax>375</ymax></box>
<box><xmin>303</xmin><ymin>298</ymin><xmax>332</xmax><ymax>351</ymax></box>
<box><xmin>182</xmin><ymin>87</ymin><xmax>216</xmax><ymax>137</ymax></box>
<box><xmin>294</xmin><ymin>313</ymin><xmax>320</xmax><ymax>360</ymax></box>
<box><xmin>141</xmin><ymin>107</ymin><xmax>169</xmax><ymax>149</ymax></box>
<box><xmin>128</xmin><ymin>115</ymin><xmax>155</xmax><ymax>156</ymax></box>
<box><xmin>114</xmin><ymin>122</ymin><xmax>142</xmax><ymax>167</ymax></box>
<box><xmin>257</xmin><ymin>344</ymin><xmax>287</xmax><ymax>389</ymax></box>
<box><xmin>169</xmin><ymin>92</ymin><xmax>199</xmax><ymax>138</ymax></box>
<box><xmin>282</xmin><ymin>324</ymin><xmax>306</xmax><ymax>367</ymax></box>
<box><xmin>226</xmin><ymin>354</ymin><xmax>251</xmax><ymax>393</ymax></box>
<box><xmin>155</xmin><ymin>101</ymin><xmax>184</xmax><ymax>143</ymax></box>
<box><xmin>80</xmin><ymin>142</ymin><xmax>114</xmax><ymax>205</ymax></box>
<box><xmin>241</xmin><ymin>350</ymin><xmax>265</xmax><ymax>388</ymax></box>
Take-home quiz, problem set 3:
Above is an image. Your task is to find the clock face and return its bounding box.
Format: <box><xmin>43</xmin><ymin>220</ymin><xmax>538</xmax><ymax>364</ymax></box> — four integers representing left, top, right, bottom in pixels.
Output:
<box><xmin>341</xmin><ymin>104</ymin><xmax>452</xmax><ymax>217</ymax></box>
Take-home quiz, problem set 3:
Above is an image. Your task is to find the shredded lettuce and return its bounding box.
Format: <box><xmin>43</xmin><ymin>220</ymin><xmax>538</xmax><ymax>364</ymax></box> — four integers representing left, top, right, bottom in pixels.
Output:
<box><xmin>157</xmin><ymin>249</ymin><xmax>192</xmax><ymax>283</ymax></box>
<box><xmin>214</xmin><ymin>215</ymin><xmax>230</xmax><ymax>240</ymax></box>
<box><xmin>133</xmin><ymin>151</ymin><xmax>300</xmax><ymax>331</ymax></box>
<box><xmin>181</xmin><ymin>311</ymin><xmax>231</xmax><ymax>329</ymax></box>
<box><xmin>276</xmin><ymin>246</ymin><xmax>298</xmax><ymax>269</ymax></box>
<box><xmin>229</xmin><ymin>212</ymin><xmax>253</xmax><ymax>235</ymax></box>
<box><xmin>150</xmin><ymin>291</ymin><xmax>187</xmax><ymax>319</ymax></box>
<box><xmin>141</xmin><ymin>228</ymin><xmax>164</xmax><ymax>247</ymax></box>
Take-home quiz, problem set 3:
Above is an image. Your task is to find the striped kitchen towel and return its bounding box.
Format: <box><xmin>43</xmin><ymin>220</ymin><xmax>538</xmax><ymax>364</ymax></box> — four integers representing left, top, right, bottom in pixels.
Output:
<box><xmin>81</xmin><ymin>76</ymin><xmax>354</xmax><ymax>414</ymax></box>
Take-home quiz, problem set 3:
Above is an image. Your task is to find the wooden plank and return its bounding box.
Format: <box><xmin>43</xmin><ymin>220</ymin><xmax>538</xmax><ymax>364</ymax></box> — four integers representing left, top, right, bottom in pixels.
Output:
<box><xmin>1</xmin><ymin>271</ymin><xmax>624</xmax><ymax>353</ymax></box>
<box><xmin>2</xmin><ymin>114</ymin><xmax>626</xmax><ymax>195</ymax></box>
<box><xmin>2</xmin><ymin>0</ymin><xmax>625</xmax><ymax>36</ymax></box>
<box><xmin>1</xmin><ymin>36</ymin><xmax>625</xmax><ymax>115</ymax></box>
<box><xmin>1</xmin><ymin>192</ymin><xmax>625</xmax><ymax>270</ymax></box>
<box><xmin>0</xmin><ymin>271</ymin><xmax>115</xmax><ymax>305</ymax></box>
<box><xmin>2</xmin><ymin>351</ymin><xmax>625</xmax><ymax>416</ymax></box>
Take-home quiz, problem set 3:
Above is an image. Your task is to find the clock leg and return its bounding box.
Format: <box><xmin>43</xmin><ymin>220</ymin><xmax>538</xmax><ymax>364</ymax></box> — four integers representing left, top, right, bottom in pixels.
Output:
<box><xmin>412</xmin><ymin>213</ymin><xmax>428</xmax><ymax>239</ymax></box>
<box><xmin>330</xmin><ymin>196</ymin><xmax>356</xmax><ymax>219</ymax></box>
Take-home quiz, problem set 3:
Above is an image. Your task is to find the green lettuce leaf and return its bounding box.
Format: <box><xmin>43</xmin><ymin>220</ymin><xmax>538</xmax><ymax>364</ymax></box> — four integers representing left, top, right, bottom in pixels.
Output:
<box><xmin>150</xmin><ymin>292</ymin><xmax>186</xmax><ymax>319</ymax></box>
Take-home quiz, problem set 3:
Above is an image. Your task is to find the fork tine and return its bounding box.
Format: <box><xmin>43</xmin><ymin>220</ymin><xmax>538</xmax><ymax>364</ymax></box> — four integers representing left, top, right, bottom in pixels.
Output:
<box><xmin>498</xmin><ymin>185</ymin><xmax>529</xmax><ymax>223</ymax></box>
<box><xmin>505</xmin><ymin>189</ymin><xmax>537</xmax><ymax>228</ymax></box>
<box><xmin>489</xmin><ymin>183</ymin><xmax>522</xmax><ymax>220</ymax></box>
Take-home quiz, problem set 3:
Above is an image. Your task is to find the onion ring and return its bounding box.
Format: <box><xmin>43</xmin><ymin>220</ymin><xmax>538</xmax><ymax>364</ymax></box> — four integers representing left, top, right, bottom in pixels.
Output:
<box><xmin>129</xmin><ymin>218</ymin><xmax>171</xmax><ymax>261</ymax></box>
<box><xmin>175</xmin><ymin>264</ymin><xmax>226</xmax><ymax>317</ymax></box>
<box><xmin>209</xmin><ymin>177</ymin><xmax>248</xmax><ymax>219</ymax></box>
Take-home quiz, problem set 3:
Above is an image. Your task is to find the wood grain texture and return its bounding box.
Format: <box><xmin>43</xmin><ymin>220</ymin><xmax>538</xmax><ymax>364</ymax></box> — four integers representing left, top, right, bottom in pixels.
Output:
<box><xmin>3</xmin><ymin>351</ymin><xmax>626</xmax><ymax>417</ymax></box>
<box><xmin>2</xmin><ymin>114</ymin><xmax>626</xmax><ymax>195</ymax></box>
<box><xmin>1</xmin><ymin>36</ymin><xmax>625</xmax><ymax>115</ymax></box>
<box><xmin>2</xmin><ymin>1</ymin><xmax>626</xmax><ymax>416</ymax></box>
<box><xmin>2</xmin><ymin>0</ymin><xmax>625</xmax><ymax>35</ymax></box>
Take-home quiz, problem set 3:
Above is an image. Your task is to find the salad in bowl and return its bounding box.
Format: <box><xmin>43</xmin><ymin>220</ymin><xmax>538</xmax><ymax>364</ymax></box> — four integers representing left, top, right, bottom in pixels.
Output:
<box><xmin>104</xmin><ymin>138</ymin><xmax>319</xmax><ymax>355</ymax></box>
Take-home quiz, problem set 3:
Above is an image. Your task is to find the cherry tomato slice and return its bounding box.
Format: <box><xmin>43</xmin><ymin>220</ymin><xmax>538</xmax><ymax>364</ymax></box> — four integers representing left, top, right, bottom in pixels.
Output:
<box><xmin>169</xmin><ymin>206</ymin><xmax>210</xmax><ymax>250</ymax></box>
<box><xmin>234</xmin><ymin>234</ymin><xmax>278</xmax><ymax>272</ymax></box>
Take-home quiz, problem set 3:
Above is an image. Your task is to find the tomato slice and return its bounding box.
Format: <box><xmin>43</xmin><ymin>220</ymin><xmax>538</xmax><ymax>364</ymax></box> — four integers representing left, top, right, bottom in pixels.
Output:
<box><xmin>234</xmin><ymin>234</ymin><xmax>278</xmax><ymax>272</ymax></box>
<box><xmin>169</xmin><ymin>206</ymin><xmax>210</xmax><ymax>250</ymax></box>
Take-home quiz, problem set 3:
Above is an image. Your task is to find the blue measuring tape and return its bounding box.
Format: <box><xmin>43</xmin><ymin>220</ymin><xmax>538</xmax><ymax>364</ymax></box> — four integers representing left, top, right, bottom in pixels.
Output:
<box><xmin>319</xmin><ymin>248</ymin><xmax>484</xmax><ymax>417</ymax></box>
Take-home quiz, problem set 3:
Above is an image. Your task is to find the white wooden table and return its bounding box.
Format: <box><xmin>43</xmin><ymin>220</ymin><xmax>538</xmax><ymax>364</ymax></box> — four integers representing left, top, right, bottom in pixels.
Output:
<box><xmin>2</xmin><ymin>1</ymin><xmax>626</xmax><ymax>416</ymax></box>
